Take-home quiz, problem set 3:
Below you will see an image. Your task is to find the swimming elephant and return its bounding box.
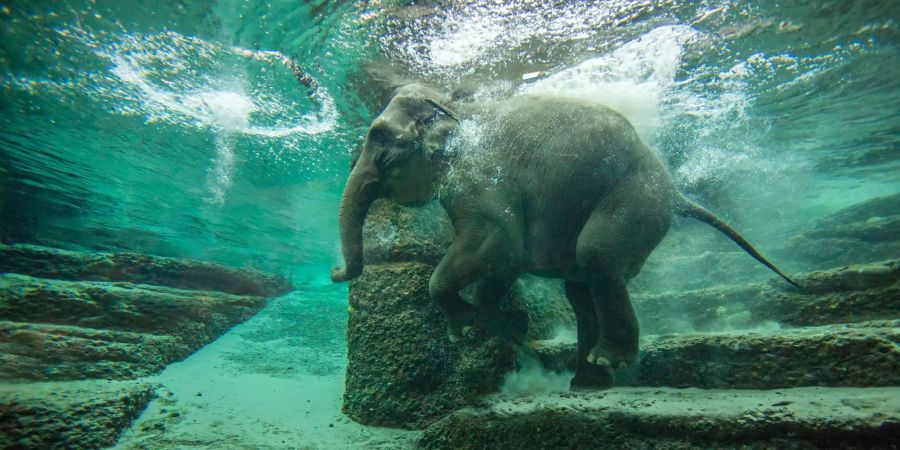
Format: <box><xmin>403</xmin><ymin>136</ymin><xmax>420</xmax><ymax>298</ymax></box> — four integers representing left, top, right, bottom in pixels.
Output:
<box><xmin>332</xmin><ymin>83</ymin><xmax>798</xmax><ymax>389</ymax></box>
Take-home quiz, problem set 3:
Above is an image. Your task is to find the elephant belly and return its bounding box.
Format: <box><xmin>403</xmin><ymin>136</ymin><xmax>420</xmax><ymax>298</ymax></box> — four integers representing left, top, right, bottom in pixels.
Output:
<box><xmin>519</xmin><ymin>188</ymin><xmax>602</xmax><ymax>278</ymax></box>
<box><xmin>522</xmin><ymin>222</ymin><xmax>583</xmax><ymax>278</ymax></box>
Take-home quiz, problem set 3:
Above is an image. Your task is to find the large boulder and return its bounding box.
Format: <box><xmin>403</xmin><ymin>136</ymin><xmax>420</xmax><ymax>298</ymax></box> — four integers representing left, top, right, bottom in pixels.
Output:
<box><xmin>344</xmin><ymin>262</ymin><xmax>517</xmax><ymax>429</ymax></box>
<box><xmin>533</xmin><ymin>320</ymin><xmax>900</xmax><ymax>390</ymax></box>
<box><xmin>345</xmin><ymin>202</ymin><xmax>573</xmax><ymax>428</ymax></box>
<box><xmin>0</xmin><ymin>274</ymin><xmax>269</xmax><ymax>352</ymax></box>
<box><xmin>362</xmin><ymin>200</ymin><xmax>454</xmax><ymax>266</ymax></box>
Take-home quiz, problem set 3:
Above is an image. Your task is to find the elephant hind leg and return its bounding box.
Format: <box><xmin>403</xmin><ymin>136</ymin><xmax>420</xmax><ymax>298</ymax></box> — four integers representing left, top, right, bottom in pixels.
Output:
<box><xmin>587</xmin><ymin>278</ymin><xmax>639</xmax><ymax>369</ymax></box>
<box><xmin>574</xmin><ymin>198</ymin><xmax>664</xmax><ymax>371</ymax></box>
<box><xmin>565</xmin><ymin>281</ymin><xmax>614</xmax><ymax>390</ymax></box>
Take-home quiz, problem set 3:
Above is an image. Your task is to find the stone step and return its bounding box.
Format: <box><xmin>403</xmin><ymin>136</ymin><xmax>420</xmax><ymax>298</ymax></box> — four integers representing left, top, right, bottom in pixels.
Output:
<box><xmin>532</xmin><ymin>321</ymin><xmax>899</xmax><ymax>389</ymax></box>
<box><xmin>633</xmin><ymin>259</ymin><xmax>899</xmax><ymax>335</ymax></box>
<box><xmin>0</xmin><ymin>243</ymin><xmax>292</xmax><ymax>296</ymax></box>
<box><xmin>419</xmin><ymin>386</ymin><xmax>900</xmax><ymax>449</ymax></box>
<box><xmin>0</xmin><ymin>273</ymin><xmax>267</xmax><ymax>350</ymax></box>
<box><xmin>0</xmin><ymin>380</ymin><xmax>155</xmax><ymax>449</ymax></box>
<box><xmin>0</xmin><ymin>321</ymin><xmax>188</xmax><ymax>380</ymax></box>
<box><xmin>786</xmin><ymin>193</ymin><xmax>900</xmax><ymax>270</ymax></box>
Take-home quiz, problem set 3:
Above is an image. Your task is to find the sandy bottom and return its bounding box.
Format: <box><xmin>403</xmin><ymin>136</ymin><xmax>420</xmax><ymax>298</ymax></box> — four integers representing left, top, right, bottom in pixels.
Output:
<box><xmin>113</xmin><ymin>285</ymin><xmax>418</xmax><ymax>450</ymax></box>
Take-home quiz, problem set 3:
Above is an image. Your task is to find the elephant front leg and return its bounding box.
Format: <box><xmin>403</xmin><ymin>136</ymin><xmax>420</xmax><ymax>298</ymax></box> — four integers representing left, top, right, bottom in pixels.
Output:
<box><xmin>429</xmin><ymin>226</ymin><xmax>519</xmax><ymax>343</ymax></box>
<box><xmin>429</xmin><ymin>265</ymin><xmax>477</xmax><ymax>343</ymax></box>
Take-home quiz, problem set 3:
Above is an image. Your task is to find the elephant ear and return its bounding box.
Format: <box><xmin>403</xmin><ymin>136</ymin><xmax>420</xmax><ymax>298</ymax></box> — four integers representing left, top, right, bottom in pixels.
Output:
<box><xmin>425</xmin><ymin>98</ymin><xmax>460</xmax><ymax>123</ymax></box>
<box><xmin>419</xmin><ymin>99</ymin><xmax>459</xmax><ymax>160</ymax></box>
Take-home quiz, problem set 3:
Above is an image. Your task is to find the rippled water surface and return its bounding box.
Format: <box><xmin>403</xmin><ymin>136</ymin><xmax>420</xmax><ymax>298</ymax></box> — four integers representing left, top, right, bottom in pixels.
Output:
<box><xmin>1</xmin><ymin>0</ymin><xmax>897</xmax><ymax>283</ymax></box>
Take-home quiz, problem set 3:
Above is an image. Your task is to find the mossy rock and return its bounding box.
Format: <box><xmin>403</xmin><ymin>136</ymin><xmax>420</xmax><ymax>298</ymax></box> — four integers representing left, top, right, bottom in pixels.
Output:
<box><xmin>344</xmin><ymin>262</ymin><xmax>518</xmax><ymax>429</ymax></box>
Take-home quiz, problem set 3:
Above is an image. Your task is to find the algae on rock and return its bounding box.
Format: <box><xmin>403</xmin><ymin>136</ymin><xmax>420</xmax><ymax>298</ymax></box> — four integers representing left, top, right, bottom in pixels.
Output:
<box><xmin>345</xmin><ymin>202</ymin><xmax>574</xmax><ymax>428</ymax></box>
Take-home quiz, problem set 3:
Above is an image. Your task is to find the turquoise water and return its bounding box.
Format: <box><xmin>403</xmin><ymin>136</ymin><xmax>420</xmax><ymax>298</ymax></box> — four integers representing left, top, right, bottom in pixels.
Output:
<box><xmin>1</xmin><ymin>1</ymin><xmax>898</xmax><ymax>446</ymax></box>
<box><xmin>3</xmin><ymin>0</ymin><xmax>896</xmax><ymax>283</ymax></box>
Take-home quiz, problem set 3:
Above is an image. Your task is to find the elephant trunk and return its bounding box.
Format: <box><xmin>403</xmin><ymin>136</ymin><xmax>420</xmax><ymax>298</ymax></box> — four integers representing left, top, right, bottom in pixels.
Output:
<box><xmin>332</xmin><ymin>161</ymin><xmax>380</xmax><ymax>282</ymax></box>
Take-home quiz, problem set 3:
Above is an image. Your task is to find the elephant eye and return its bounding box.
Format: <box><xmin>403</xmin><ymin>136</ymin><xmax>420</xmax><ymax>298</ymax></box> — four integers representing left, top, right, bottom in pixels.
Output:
<box><xmin>368</xmin><ymin>126</ymin><xmax>392</xmax><ymax>146</ymax></box>
<box><xmin>421</xmin><ymin>110</ymin><xmax>441</xmax><ymax>128</ymax></box>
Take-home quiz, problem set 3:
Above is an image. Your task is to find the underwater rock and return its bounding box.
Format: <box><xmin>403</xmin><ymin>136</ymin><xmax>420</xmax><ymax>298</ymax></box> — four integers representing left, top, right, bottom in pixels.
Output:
<box><xmin>788</xmin><ymin>194</ymin><xmax>900</xmax><ymax>269</ymax></box>
<box><xmin>631</xmin><ymin>194</ymin><xmax>900</xmax><ymax>293</ymax></box>
<box><xmin>362</xmin><ymin>200</ymin><xmax>454</xmax><ymax>266</ymax></box>
<box><xmin>0</xmin><ymin>380</ymin><xmax>154</xmax><ymax>449</ymax></box>
<box><xmin>0</xmin><ymin>321</ymin><xmax>186</xmax><ymax>380</ymax></box>
<box><xmin>0</xmin><ymin>244</ymin><xmax>292</xmax><ymax>297</ymax></box>
<box><xmin>0</xmin><ymin>246</ymin><xmax>290</xmax><ymax>447</ymax></box>
<box><xmin>344</xmin><ymin>262</ymin><xmax>518</xmax><ymax>429</ymax></box>
<box><xmin>635</xmin><ymin>321</ymin><xmax>900</xmax><ymax>389</ymax></box>
<box><xmin>344</xmin><ymin>270</ymin><xmax>575</xmax><ymax>429</ymax></box>
<box><xmin>347</xmin><ymin>200</ymin><xmax>577</xmax><ymax>429</ymax></box>
<box><xmin>632</xmin><ymin>259</ymin><xmax>899</xmax><ymax>335</ymax></box>
<box><xmin>418</xmin><ymin>386</ymin><xmax>900</xmax><ymax>449</ymax></box>
<box><xmin>0</xmin><ymin>274</ymin><xmax>268</xmax><ymax>352</ymax></box>
<box><xmin>0</xmin><ymin>244</ymin><xmax>287</xmax><ymax>384</ymax></box>
<box><xmin>531</xmin><ymin>321</ymin><xmax>899</xmax><ymax>389</ymax></box>
<box><xmin>508</xmin><ymin>276</ymin><xmax>574</xmax><ymax>341</ymax></box>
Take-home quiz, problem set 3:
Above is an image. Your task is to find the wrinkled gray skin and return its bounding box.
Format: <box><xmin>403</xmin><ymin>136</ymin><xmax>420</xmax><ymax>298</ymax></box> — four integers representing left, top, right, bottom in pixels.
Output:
<box><xmin>332</xmin><ymin>83</ymin><xmax>797</xmax><ymax>389</ymax></box>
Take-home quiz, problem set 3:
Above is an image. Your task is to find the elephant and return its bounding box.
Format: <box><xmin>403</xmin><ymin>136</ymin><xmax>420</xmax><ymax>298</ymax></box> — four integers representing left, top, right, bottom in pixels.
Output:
<box><xmin>332</xmin><ymin>83</ymin><xmax>798</xmax><ymax>390</ymax></box>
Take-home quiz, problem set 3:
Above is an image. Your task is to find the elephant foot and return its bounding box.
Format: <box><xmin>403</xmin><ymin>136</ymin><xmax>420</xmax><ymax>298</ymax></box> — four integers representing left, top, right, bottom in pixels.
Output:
<box><xmin>445</xmin><ymin>305</ymin><xmax>477</xmax><ymax>343</ymax></box>
<box><xmin>448</xmin><ymin>325</ymin><xmax>475</xmax><ymax>343</ymax></box>
<box><xmin>586</xmin><ymin>342</ymin><xmax>638</xmax><ymax>369</ymax></box>
<box><xmin>570</xmin><ymin>365</ymin><xmax>615</xmax><ymax>391</ymax></box>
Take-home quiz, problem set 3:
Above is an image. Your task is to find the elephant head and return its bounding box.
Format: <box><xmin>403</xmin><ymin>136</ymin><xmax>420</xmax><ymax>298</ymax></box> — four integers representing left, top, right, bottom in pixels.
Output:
<box><xmin>331</xmin><ymin>84</ymin><xmax>459</xmax><ymax>282</ymax></box>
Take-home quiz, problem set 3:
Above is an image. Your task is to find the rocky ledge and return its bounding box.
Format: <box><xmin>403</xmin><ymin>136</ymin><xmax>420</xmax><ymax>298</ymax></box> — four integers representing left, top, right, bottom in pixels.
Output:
<box><xmin>0</xmin><ymin>244</ymin><xmax>292</xmax><ymax>449</ymax></box>
<box><xmin>0</xmin><ymin>244</ymin><xmax>292</xmax><ymax>297</ymax></box>
<box><xmin>0</xmin><ymin>380</ymin><xmax>155</xmax><ymax>449</ymax></box>
<box><xmin>633</xmin><ymin>259</ymin><xmax>899</xmax><ymax>335</ymax></box>
<box><xmin>533</xmin><ymin>320</ymin><xmax>899</xmax><ymax>389</ymax></box>
<box><xmin>419</xmin><ymin>386</ymin><xmax>900</xmax><ymax>449</ymax></box>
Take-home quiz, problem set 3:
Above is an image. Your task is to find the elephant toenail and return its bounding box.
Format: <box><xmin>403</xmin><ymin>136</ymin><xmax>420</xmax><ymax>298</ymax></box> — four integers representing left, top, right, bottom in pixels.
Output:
<box><xmin>592</xmin><ymin>356</ymin><xmax>611</xmax><ymax>367</ymax></box>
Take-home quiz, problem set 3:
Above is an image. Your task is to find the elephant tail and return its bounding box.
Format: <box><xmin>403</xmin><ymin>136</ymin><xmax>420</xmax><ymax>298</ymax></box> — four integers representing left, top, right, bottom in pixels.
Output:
<box><xmin>675</xmin><ymin>195</ymin><xmax>801</xmax><ymax>288</ymax></box>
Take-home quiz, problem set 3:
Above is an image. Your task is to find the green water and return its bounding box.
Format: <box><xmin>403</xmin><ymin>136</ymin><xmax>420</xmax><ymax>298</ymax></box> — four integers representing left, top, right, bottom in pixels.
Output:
<box><xmin>1</xmin><ymin>1</ymin><xmax>898</xmax><ymax>446</ymax></box>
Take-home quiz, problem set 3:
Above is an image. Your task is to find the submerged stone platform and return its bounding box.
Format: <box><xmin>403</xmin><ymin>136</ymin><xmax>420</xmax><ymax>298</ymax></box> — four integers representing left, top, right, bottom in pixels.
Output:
<box><xmin>533</xmin><ymin>320</ymin><xmax>900</xmax><ymax>389</ymax></box>
<box><xmin>419</xmin><ymin>387</ymin><xmax>900</xmax><ymax>449</ymax></box>
<box><xmin>0</xmin><ymin>244</ymin><xmax>292</xmax><ymax>449</ymax></box>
